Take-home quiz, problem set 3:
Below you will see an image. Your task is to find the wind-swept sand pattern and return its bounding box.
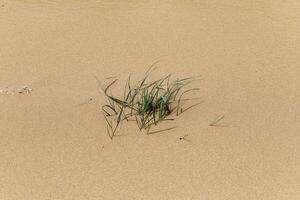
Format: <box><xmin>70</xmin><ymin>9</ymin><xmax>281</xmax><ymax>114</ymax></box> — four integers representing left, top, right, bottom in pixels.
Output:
<box><xmin>0</xmin><ymin>0</ymin><xmax>299</xmax><ymax>199</ymax></box>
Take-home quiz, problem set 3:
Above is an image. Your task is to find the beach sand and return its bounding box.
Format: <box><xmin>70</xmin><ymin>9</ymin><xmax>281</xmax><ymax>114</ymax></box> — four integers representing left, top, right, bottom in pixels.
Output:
<box><xmin>0</xmin><ymin>0</ymin><xmax>299</xmax><ymax>199</ymax></box>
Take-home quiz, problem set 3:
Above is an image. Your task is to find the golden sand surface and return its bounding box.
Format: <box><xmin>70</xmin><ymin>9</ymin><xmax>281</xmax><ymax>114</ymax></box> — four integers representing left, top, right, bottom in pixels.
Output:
<box><xmin>0</xmin><ymin>0</ymin><xmax>299</xmax><ymax>199</ymax></box>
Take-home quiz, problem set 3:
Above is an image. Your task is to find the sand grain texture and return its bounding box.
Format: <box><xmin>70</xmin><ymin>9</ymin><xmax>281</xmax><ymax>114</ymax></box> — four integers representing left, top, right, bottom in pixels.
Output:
<box><xmin>0</xmin><ymin>0</ymin><xmax>299</xmax><ymax>199</ymax></box>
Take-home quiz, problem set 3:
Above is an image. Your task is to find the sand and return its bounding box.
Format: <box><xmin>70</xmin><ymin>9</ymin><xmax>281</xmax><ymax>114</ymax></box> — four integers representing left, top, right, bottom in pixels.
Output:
<box><xmin>0</xmin><ymin>0</ymin><xmax>299</xmax><ymax>199</ymax></box>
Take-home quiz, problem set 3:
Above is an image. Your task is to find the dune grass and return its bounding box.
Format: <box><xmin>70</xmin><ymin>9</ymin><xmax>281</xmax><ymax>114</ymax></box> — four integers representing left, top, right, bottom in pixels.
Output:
<box><xmin>97</xmin><ymin>67</ymin><xmax>200</xmax><ymax>139</ymax></box>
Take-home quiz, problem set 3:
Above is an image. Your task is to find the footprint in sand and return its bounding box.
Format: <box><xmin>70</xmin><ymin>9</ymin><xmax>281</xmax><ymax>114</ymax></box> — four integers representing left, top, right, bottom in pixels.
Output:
<box><xmin>0</xmin><ymin>79</ymin><xmax>41</xmax><ymax>95</ymax></box>
<box><xmin>0</xmin><ymin>85</ymin><xmax>33</xmax><ymax>95</ymax></box>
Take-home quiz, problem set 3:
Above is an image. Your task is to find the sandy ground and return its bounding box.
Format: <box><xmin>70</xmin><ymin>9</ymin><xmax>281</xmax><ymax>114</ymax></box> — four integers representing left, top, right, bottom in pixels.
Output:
<box><xmin>0</xmin><ymin>0</ymin><xmax>299</xmax><ymax>199</ymax></box>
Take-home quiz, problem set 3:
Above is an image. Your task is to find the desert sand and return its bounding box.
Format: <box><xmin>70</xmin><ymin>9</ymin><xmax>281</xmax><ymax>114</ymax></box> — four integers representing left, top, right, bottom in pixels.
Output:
<box><xmin>0</xmin><ymin>0</ymin><xmax>299</xmax><ymax>199</ymax></box>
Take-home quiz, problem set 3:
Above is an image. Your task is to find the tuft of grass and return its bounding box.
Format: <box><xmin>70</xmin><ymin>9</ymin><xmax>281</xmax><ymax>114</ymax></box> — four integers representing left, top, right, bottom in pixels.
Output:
<box><xmin>97</xmin><ymin>67</ymin><xmax>200</xmax><ymax>139</ymax></box>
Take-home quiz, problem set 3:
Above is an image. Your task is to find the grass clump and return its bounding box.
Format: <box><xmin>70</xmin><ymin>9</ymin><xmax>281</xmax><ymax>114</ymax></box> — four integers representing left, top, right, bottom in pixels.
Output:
<box><xmin>97</xmin><ymin>67</ymin><xmax>200</xmax><ymax>139</ymax></box>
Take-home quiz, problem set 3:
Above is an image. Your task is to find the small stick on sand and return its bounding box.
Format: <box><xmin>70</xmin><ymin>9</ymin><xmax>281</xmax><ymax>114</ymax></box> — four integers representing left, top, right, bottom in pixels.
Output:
<box><xmin>179</xmin><ymin>134</ymin><xmax>189</xmax><ymax>140</ymax></box>
<box><xmin>209</xmin><ymin>115</ymin><xmax>226</xmax><ymax>126</ymax></box>
<box><xmin>105</xmin><ymin>76</ymin><xmax>118</xmax><ymax>80</ymax></box>
<box><xmin>75</xmin><ymin>97</ymin><xmax>94</xmax><ymax>106</ymax></box>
